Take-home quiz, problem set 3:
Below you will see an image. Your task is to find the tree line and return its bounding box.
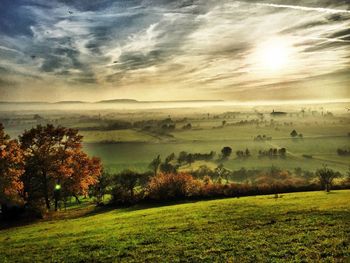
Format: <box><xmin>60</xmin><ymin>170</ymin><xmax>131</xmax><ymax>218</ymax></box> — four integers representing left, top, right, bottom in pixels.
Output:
<box><xmin>1</xmin><ymin>123</ymin><xmax>349</xmax><ymax>220</ymax></box>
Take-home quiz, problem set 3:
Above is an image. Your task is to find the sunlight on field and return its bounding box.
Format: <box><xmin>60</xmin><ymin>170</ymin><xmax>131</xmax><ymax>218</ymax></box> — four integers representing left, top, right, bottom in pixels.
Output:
<box><xmin>2</xmin><ymin>101</ymin><xmax>349</xmax><ymax>173</ymax></box>
<box><xmin>1</xmin><ymin>190</ymin><xmax>349</xmax><ymax>262</ymax></box>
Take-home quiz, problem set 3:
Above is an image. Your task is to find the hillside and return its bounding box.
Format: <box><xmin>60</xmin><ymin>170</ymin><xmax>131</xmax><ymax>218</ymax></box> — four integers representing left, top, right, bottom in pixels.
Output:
<box><xmin>0</xmin><ymin>190</ymin><xmax>349</xmax><ymax>262</ymax></box>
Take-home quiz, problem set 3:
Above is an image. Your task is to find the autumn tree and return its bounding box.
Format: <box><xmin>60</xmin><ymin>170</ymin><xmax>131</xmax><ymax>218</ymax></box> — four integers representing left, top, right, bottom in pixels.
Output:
<box><xmin>20</xmin><ymin>125</ymin><xmax>101</xmax><ymax>211</ymax></box>
<box><xmin>0</xmin><ymin>124</ymin><xmax>24</xmax><ymax>212</ymax></box>
<box><xmin>60</xmin><ymin>151</ymin><xmax>102</xmax><ymax>209</ymax></box>
<box><xmin>147</xmin><ymin>173</ymin><xmax>200</xmax><ymax>200</ymax></box>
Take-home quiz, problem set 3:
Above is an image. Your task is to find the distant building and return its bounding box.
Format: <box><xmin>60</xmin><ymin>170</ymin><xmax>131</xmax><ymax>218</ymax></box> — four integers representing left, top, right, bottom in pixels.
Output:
<box><xmin>270</xmin><ymin>109</ymin><xmax>287</xmax><ymax>116</ymax></box>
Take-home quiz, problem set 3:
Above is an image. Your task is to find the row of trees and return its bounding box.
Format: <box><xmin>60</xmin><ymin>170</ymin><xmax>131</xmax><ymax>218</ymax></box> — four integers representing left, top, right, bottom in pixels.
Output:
<box><xmin>147</xmin><ymin>147</ymin><xmax>286</xmax><ymax>167</ymax></box>
<box><xmin>0</xmin><ymin>124</ymin><xmax>102</xmax><ymax>217</ymax></box>
<box><xmin>95</xmin><ymin>164</ymin><xmax>349</xmax><ymax>206</ymax></box>
<box><xmin>1</xmin><ymin>123</ymin><xmax>348</xmax><ymax>219</ymax></box>
<box><xmin>258</xmin><ymin>148</ymin><xmax>287</xmax><ymax>158</ymax></box>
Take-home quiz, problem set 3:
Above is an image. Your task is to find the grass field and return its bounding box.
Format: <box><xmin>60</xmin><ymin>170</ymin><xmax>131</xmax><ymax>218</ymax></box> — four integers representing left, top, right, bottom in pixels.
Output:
<box><xmin>2</xmin><ymin>103</ymin><xmax>350</xmax><ymax>174</ymax></box>
<box><xmin>84</xmin><ymin>135</ymin><xmax>350</xmax><ymax>173</ymax></box>
<box><xmin>1</xmin><ymin>190</ymin><xmax>349</xmax><ymax>262</ymax></box>
<box><xmin>80</xmin><ymin>129</ymin><xmax>159</xmax><ymax>143</ymax></box>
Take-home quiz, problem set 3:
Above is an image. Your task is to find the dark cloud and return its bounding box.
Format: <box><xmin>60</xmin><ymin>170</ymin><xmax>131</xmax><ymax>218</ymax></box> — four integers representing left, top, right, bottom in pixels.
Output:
<box><xmin>329</xmin><ymin>28</ymin><xmax>350</xmax><ymax>40</ymax></box>
<box><xmin>57</xmin><ymin>0</ymin><xmax>115</xmax><ymax>11</ymax></box>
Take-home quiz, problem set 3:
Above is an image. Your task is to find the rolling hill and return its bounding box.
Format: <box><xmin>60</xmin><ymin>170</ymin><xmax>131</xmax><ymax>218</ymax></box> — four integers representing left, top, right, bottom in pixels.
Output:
<box><xmin>0</xmin><ymin>190</ymin><xmax>349</xmax><ymax>262</ymax></box>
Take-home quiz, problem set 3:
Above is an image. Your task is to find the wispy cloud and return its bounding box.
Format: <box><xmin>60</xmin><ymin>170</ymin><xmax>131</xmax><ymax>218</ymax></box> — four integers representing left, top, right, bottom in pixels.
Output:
<box><xmin>256</xmin><ymin>3</ymin><xmax>350</xmax><ymax>14</ymax></box>
<box><xmin>0</xmin><ymin>0</ymin><xmax>349</xmax><ymax>101</ymax></box>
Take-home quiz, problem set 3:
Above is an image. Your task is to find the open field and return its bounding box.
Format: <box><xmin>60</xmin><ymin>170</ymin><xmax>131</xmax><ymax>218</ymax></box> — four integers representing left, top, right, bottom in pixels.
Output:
<box><xmin>1</xmin><ymin>101</ymin><xmax>349</xmax><ymax>174</ymax></box>
<box><xmin>84</xmin><ymin>136</ymin><xmax>350</xmax><ymax>173</ymax></box>
<box><xmin>1</xmin><ymin>190</ymin><xmax>349</xmax><ymax>262</ymax></box>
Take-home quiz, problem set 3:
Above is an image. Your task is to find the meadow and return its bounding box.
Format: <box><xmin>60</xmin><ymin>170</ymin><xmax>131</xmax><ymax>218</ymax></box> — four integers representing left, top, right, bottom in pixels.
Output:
<box><xmin>0</xmin><ymin>190</ymin><xmax>349</xmax><ymax>262</ymax></box>
<box><xmin>1</xmin><ymin>101</ymin><xmax>349</xmax><ymax>174</ymax></box>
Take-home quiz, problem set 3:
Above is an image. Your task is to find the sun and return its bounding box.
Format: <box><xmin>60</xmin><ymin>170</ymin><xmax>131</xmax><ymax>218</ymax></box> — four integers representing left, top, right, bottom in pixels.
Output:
<box><xmin>260</xmin><ymin>39</ymin><xmax>289</xmax><ymax>70</ymax></box>
<box><xmin>251</xmin><ymin>37</ymin><xmax>292</xmax><ymax>72</ymax></box>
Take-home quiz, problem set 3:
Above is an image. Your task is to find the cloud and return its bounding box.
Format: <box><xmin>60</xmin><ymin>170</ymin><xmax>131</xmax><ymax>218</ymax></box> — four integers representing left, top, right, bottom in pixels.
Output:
<box><xmin>256</xmin><ymin>3</ymin><xmax>350</xmax><ymax>14</ymax></box>
<box><xmin>0</xmin><ymin>0</ymin><xmax>349</xmax><ymax>101</ymax></box>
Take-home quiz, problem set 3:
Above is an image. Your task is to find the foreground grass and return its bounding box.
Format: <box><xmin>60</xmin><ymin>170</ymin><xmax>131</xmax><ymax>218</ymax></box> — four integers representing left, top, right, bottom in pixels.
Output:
<box><xmin>1</xmin><ymin>191</ymin><xmax>349</xmax><ymax>262</ymax></box>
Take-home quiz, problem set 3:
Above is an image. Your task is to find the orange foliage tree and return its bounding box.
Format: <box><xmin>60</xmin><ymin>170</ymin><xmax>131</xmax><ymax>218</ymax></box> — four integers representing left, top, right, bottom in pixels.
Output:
<box><xmin>147</xmin><ymin>172</ymin><xmax>202</xmax><ymax>200</ymax></box>
<box><xmin>20</xmin><ymin>125</ymin><xmax>102</xmax><ymax>211</ymax></box>
<box><xmin>0</xmin><ymin>124</ymin><xmax>24</xmax><ymax>208</ymax></box>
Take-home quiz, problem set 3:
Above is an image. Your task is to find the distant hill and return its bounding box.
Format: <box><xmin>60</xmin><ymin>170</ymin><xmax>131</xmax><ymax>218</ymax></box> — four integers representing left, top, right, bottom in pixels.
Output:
<box><xmin>54</xmin><ymin>101</ymin><xmax>86</xmax><ymax>104</ymax></box>
<box><xmin>97</xmin><ymin>99</ymin><xmax>139</xmax><ymax>103</ymax></box>
<box><xmin>0</xmin><ymin>99</ymin><xmax>224</xmax><ymax>104</ymax></box>
<box><xmin>0</xmin><ymin>101</ymin><xmax>47</xmax><ymax>104</ymax></box>
<box><xmin>96</xmin><ymin>99</ymin><xmax>224</xmax><ymax>103</ymax></box>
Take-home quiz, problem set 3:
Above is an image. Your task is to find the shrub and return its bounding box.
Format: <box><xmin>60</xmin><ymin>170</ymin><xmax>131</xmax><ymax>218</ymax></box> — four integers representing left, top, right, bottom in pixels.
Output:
<box><xmin>147</xmin><ymin>173</ymin><xmax>200</xmax><ymax>201</ymax></box>
<box><xmin>110</xmin><ymin>170</ymin><xmax>144</xmax><ymax>205</ymax></box>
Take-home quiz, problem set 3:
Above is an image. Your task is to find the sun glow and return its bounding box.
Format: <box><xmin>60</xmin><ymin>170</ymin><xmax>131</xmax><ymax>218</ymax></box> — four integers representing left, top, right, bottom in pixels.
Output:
<box><xmin>261</xmin><ymin>41</ymin><xmax>289</xmax><ymax>70</ymax></box>
<box><xmin>251</xmin><ymin>37</ymin><xmax>292</xmax><ymax>72</ymax></box>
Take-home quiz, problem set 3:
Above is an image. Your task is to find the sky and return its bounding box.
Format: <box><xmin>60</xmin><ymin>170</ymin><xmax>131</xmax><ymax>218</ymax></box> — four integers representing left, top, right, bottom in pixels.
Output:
<box><xmin>0</xmin><ymin>0</ymin><xmax>349</xmax><ymax>102</ymax></box>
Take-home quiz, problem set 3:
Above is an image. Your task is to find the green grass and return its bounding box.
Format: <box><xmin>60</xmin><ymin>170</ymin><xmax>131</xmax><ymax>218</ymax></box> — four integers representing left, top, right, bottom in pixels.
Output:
<box><xmin>4</xmin><ymin>106</ymin><xmax>349</xmax><ymax>173</ymax></box>
<box><xmin>1</xmin><ymin>190</ymin><xmax>349</xmax><ymax>262</ymax></box>
<box><xmin>80</xmin><ymin>129</ymin><xmax>158</xmax><ymax>143</ymax></box>
<box><xmin>84</xmin><ymin>135</ymin><xmax>350</xmax><ymax>173</ymax></box>
<box><xmin>79</xmin><ymin>114</ymin><xmax>349</xmax><ymax>173</ymax></box>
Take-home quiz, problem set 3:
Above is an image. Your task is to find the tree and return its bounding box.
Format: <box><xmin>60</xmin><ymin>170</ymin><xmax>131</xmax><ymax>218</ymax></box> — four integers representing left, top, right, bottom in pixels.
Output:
<box><xmin>60</xmin><ymin>151</ymin><xmax>101</xmax><ymax>210</ymax></box>
<box><xmin>316</xmin><ymin>166</ymin><xmax>340</xmax><ymax>192</ymax></box>
<box><xmin>221</xmin><ymin>146</ymin><xmax>232</xmax><ymax>160</ymax></box>
<box><xmin>346</xmin><ymin>166</ymin><xmax>350</xmax><ymax>186</ymax></box>
<box><xmin>215</xmin><ymin>164</ymin><xmax>230</xmax><ymax>183</ymax></box>
<box><xmin>290</xmin><ymin>129</ymin><xmax>298</xmax><ymax>137</ymax></box>
<box><xmin>147</xmin><ymin>173</ymin><xmax>199</xmax><ymax>200</ymax></box>
<box><xmin>177</xmin><ymin>151</ymin><xmax>188</xmax><ymax>164</ymax></box>
<box><xmin>0</xmin><ymin>124</ymin><xmax>25</xmax><ymax>212</ymax></box>
<box><xmin>160</xmin><ymin>153</ymin><xmax>178</xmax><ymax>174</ymax></box>
<box><xmin>278</xmin><ymin>148</ymin><xmax>287</xmax><ymax>157</ymax></box>
<box><xmin>20</xmin><ymin>125</ymin><xmax>102</xmax><ymax>211</ymax></box>
<box><xmin>165</xmin><ymin>153</ymin><xmax>175</xmax><ymax>163</ymax></box>
<box><xmin>91</xmin><ymin>172</ymin><xmax>111</xmax><ymax>205</ymax></box>
<box><xmin>113</xmin><ymin>170</ymin><xmax>140</xmax><ymax>199</ymax></box>
<box><xmin>149</xmin><ymin>155</ymin><xmax>161</xmax><ymax>177</ymax></box>
<box><xmin>186</xmin><ymin>154</ymin><xmax>194</xmax><ymax>166</ymax></box>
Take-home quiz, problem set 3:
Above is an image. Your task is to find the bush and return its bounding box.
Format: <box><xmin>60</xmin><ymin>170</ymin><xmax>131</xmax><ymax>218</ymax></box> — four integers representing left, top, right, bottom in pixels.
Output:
<box><xmin>147</xmin><ymin>173</ymin><xmax>201</xmax><ymax>201</ymax></box>
<box><xmin>110</xmin><ymin>170</ymin><xmax>144</xmax><ymax>205</ymax></box>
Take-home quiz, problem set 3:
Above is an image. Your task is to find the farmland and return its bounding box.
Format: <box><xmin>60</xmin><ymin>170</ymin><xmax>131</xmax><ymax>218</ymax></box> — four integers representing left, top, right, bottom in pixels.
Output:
<box><xmin>1</xmin><ymin>101</ymin><xmax>349</xmax><ymax>174</ymax></box>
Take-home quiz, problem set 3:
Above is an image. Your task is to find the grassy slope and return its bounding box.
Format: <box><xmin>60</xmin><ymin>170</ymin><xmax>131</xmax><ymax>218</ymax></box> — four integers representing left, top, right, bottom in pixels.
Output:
<box><xmin>1</xmin><ymin>191</ymin><xmax>349</xmax><ymax>262</ymax></box>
